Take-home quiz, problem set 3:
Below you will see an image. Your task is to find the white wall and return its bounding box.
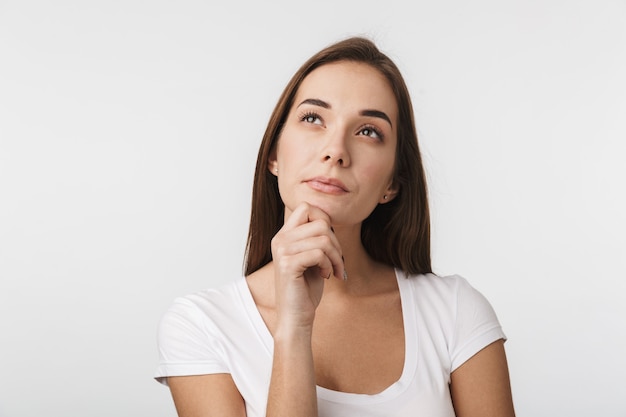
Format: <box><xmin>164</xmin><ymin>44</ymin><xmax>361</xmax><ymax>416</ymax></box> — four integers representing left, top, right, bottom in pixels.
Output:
<box><xmin>1</xmin><ymin>0</ymin><xmax>624</xmax><ymax>416</ymax></box>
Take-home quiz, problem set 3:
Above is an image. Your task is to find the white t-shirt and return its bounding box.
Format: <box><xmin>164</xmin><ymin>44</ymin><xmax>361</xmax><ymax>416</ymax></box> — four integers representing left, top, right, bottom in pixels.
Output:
<box><xmin>155</xmin><ymin>270</ymin><xmax>506</xmax><ymax>417</ymax></box>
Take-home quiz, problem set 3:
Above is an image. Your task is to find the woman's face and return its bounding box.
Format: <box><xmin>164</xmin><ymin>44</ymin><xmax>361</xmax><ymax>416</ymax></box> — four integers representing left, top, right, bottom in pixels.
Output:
<box><xmin>270</xmin><ymin>61</ymin><xmax>399</xmax><ymax>226</ymax></box>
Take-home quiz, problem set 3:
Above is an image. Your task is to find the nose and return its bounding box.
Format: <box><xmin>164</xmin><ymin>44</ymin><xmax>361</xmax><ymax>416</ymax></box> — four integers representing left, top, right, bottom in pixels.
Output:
<box><xmin>321</xmin><ymin>127</ymin><xmax>351</xmax><ymax>167</ymax></box>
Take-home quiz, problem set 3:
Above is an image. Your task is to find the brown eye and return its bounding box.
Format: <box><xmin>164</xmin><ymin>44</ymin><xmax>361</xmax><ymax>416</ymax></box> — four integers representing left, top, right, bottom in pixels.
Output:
<box><xmin>359</xmin><ymin>126</ymin><xmax>383</xmax><ymax>140</ymax></box>
<box><xmin>300</xmin><ymin>112</ymin><xmax>323</xmax><ymax>125</ymax></box>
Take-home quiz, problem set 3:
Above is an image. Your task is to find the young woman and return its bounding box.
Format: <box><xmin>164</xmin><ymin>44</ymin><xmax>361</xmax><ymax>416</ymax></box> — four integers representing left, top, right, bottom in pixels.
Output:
<box><xmin>155</xmin><ymin>37</ymin><xmax>516</xmax><ymax>417</ymax></box>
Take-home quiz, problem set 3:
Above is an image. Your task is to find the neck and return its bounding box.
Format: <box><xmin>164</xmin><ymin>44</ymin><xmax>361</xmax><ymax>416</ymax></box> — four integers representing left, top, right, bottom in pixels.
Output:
<box><xmin>328</xmin><ymin>223</ymin><xmax>395</xmax><ymax>295</ymax></box>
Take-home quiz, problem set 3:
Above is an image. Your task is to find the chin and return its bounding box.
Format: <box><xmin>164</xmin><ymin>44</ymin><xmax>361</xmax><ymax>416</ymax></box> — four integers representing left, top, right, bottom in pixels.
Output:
<box><xmin>284</xmin><ymin>193</ymin><xmax>372</xmax><ymax>225</ymax></box>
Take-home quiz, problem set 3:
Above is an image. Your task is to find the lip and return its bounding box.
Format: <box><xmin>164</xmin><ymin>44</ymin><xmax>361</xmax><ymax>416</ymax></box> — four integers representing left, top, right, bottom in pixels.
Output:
<box><xmin>304</xmin><ymin>176</ymin><xmax>349</xmax><ymax>195</ymax></box>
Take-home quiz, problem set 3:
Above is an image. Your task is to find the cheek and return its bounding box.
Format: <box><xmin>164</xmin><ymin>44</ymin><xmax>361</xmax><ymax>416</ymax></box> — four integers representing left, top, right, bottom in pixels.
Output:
<box><xmin>277</xmin><ymin>125</ymin><xmax>304</xmax><ymax>155</ymax></box>
<box><xmin>277</xmin><ymin>143</ymin><xmax>305</xmax><ymax>170</ymax></box>
<box><xmin>361</xmin><ymin>156</ymin><xmax>395</xmax><ymax>189</ymax></box>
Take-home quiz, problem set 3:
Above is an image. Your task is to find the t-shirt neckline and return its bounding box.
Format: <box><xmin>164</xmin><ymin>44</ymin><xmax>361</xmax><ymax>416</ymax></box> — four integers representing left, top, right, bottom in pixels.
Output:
<box><xmin>237</xmin><ymin>268</ymin><xmax>418</xmax><ymax>405</ymax></box>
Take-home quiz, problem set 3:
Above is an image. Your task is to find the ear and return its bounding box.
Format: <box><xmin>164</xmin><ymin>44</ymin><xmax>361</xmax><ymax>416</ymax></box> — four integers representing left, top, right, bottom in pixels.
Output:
<box><xmin>379</xmin><ymin>181</ymin><xmax>399</xmax><ymax>204</ymax></box>
<box><xmin>268</xmin><ymin>148</ymin><xmax>278</xmax><ymax>177</ymax></box>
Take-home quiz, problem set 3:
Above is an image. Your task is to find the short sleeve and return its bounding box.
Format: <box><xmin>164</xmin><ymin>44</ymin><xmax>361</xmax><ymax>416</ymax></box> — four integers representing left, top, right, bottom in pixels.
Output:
<box><xmin>154</xmin><ymin>297</ymin><xmax>229</xmax><ymax>385</ymax></box>
<box><xmin>449</xmin><ymin>277</ymin><xmax>507</xmax><ymax>372</ymax></box>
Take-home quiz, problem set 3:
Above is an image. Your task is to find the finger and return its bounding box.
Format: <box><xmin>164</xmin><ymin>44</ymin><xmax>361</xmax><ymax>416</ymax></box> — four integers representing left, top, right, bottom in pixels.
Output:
<box><xmin>277</xmin><ymin>202</ymin><xmax>345</xmax><ymax>280</ymax></box>
<box><xmin>273</xmin><ymin>221</ymin><xmax>344</xmax><ymax>277</ymax></box>
<box><xmin>275</xmin><ymin>234</ymin><xmax>337</xmax><ymax>257</ymax></box>
<box><xmin>276</xmin><ymin>248</ymin><xmax>333</xmax><ymax>278</ymax></box>
<box><xmin>277</xmin><ymin>235</ymin><xmax>342</xmax><ymax>277</ymax></box>
<box><xmin>295</xmin><ymin>250</ymin><xmax>336</xmax><ymax>281</ymax></box>
<box><xmin>283</xmin><ymin>202</ymin><xmax>331</xmax><ymax>231</ymax></box>
<box><xmin>276</xmin><ymin>219</ymin><xmax>337</xmax><ymax>248</ymax></box>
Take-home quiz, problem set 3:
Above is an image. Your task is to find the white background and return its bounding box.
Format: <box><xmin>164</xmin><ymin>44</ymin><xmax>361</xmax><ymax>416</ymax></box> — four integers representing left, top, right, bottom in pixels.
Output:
<box><xmin>1</xmin><ymin>0</ymin><xmax>625</xmax><ymax>416</ymax></box>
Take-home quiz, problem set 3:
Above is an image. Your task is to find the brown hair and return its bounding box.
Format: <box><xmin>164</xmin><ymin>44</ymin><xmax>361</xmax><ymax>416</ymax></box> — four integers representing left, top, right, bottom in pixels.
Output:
<box><xmin>244</xmin><ymin>36</ymin><xmax>431</xmax><ymax>276</ymax></box>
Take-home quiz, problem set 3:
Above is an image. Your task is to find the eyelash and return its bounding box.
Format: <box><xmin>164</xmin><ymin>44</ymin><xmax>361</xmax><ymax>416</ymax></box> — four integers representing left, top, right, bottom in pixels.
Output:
<box><xmin>298</xmin><ymin>111</ymin><xmax>385</xmax><ymax>141</ymax></box>
<box><xmin>358</xmin><ymin>125</ymin><xmax>385</xmax><ymax>141</ymax></box>
<box><xmin>299</xmin><ymin>111</ymin><xmax>323</xmax><ymax>125</ymax></box>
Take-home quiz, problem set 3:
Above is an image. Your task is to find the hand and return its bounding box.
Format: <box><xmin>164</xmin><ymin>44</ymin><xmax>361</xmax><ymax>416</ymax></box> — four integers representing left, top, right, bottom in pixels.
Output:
<box><xmin>270</xmin><ymin>202</ymin><xmax>345</xmax><ymax>333</ymax></box>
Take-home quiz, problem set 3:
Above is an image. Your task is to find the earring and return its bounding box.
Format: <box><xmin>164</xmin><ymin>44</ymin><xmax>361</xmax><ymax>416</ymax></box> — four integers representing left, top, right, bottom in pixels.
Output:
<box><xmin>383</xmin><ymin>195</ymin><xmax>388</xmax><ymax>200</ymax></box>
<box><xmin>275</xmin><ymin>168</ymin><xmax>278</xmax><ymax>174</ymax></box>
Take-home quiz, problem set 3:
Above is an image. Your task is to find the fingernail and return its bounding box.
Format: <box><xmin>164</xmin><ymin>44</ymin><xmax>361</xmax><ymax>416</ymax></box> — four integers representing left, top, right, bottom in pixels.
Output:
<box><xmin>343</xmin><ymin>269</ymin><xmax>348</xmax><ymax>281</ymax></box>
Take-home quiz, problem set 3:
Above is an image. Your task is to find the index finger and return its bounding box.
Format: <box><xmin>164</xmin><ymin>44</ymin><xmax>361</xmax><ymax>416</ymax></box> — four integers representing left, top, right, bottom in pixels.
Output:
<box><xmin>283</xmin><ymin>202</ymin><xmax>331</xmax><ymax>230</ymax></box>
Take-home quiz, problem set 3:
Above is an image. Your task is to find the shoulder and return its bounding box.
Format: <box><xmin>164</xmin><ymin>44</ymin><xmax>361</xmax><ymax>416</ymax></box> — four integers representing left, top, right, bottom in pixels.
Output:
<box><xmin>155</xmin><ymin>279</ymin><xmax>252</xmax><ymax>383</ymax></box>
<box><xmin>400</xmin><ymin>271</ymin><xmax>500</xmax><ymax>320</ymax></box>
<box><xmin>399</xmin><ymin>270</ymin><xmax>480</xmax><ymax>306</ymax></box>
<box><xmin>174</xmin><ymin>279</ymin><xmax>244</xmax><ymax>311</ymax></box>
<box><xmin>399</xmin><ymin>270</ymin><xmax>506</xmax><ymax>367</ymax></box>
<box><xmin>157</xmin><ymin>279</ymin><xmax>248</xmax><ymax>339</ymax></box>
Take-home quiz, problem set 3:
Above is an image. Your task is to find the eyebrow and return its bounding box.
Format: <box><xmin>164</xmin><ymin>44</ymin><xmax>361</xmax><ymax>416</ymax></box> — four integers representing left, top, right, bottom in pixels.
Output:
<box><xmin>360</xmin><ymin>109</ymin><xmax>393</xmax><ymax>128</ymax></box>
<box><xmin>297</xmin><ymin>98</ymin><xmax>393</xmax><ymax>128</ymax></box>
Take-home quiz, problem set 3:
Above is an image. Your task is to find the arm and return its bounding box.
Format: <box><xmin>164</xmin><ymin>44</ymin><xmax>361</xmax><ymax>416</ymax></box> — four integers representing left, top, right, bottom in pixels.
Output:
<box><xmin>168</xmin><ymin>374</ymin><xmax>246</xmax><ymax>417</ymax></box>
<box><xmin>450</xmin><ymin>339</ymin><xmax>515</xmax><ymax>417</ymax></box>
<box><xmin>266</xmin><ymin>203</ymin><xmax>345</xmax><ymax>417</ymax></box>
<box><xmin>164</xmin><ymin>204</ymin><xmax>342</xmax><ymax>417</ymax></box>
<box><xmin>266</xmin><ymin>328</ymin><xmax>318</xmax><ymax>416</ymax></box>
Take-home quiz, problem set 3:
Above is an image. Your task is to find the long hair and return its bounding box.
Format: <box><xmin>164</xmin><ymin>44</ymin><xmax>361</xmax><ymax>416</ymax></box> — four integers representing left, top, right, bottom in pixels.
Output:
<box><xmin>244</xmin><ymin>36</ymin><xmax>431</xmax><ymax>276</ymax></box>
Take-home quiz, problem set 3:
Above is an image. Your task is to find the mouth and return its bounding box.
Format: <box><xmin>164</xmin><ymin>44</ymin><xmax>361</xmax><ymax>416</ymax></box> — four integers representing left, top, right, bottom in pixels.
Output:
<box><xmin>304</xmin><ymin>176</ymin><xmax>349</xmax><ymax>195</ymax></box>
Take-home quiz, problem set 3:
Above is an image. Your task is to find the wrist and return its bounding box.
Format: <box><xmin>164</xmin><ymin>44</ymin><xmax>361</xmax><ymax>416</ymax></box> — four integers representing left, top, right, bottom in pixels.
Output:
<box><xmin>273</xmin><ymin>322</ymin><xmax>313</xmax><ymax>346</ymax></box>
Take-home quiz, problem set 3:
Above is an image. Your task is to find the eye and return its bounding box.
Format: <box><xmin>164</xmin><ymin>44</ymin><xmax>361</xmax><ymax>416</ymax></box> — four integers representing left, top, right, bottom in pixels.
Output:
<box><xmin>358</xmin><ymin>125</ymin><xmax>384</xmax><ymax>141</ymax></box>
<box><xmin>300</xmin><ymin>111</ymin><xmax>323</xmax><ymax>125</ymax></box>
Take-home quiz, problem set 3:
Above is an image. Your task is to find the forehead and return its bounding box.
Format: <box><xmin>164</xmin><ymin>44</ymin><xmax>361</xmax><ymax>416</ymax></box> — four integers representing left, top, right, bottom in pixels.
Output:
<box><xmin>294</xmin><ymin>61</ymin><xmax>398</xmax><ymax>119</ymax></box>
